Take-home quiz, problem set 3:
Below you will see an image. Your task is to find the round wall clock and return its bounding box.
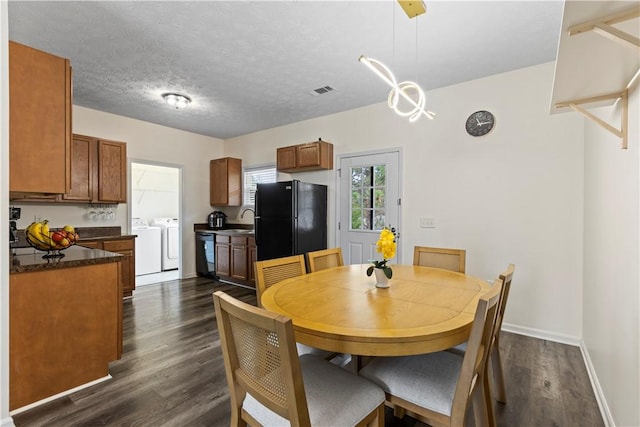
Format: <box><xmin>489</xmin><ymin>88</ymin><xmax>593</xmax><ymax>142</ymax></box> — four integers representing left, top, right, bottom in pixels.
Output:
<box><xmin>465</xmin><ymin>110</ymin><xmax>495</xmax><ymax>137</ymax></box>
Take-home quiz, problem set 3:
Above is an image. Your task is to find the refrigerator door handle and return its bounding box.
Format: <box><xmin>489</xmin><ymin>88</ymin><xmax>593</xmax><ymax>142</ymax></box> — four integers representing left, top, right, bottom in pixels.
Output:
<box><xmin>254</xmin><ymin>217</ymin><xmax>260</xmax><ymax>246</ymax></box>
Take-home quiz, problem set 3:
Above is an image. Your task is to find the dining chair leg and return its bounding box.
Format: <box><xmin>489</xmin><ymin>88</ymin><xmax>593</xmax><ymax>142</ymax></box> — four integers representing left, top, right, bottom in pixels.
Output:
<box><xmin>473</xmin><ymin>378</ymin><xmax>491</xmax><ymax>427</ymax></box>
<box><xmin>484</xmin><ymin>371</ymin><xmax>497</xmax><ymax>427</ymax></box>
<box><xmin>490</xmin><ymin>343</ymin><xmax>507</xmax><ymax>403</ymax></box>
<box><xmin>393</xmin><ymin>404</ymin><xmax>406</xmax><ymax>419</ymax></box>
<box><xmin>374</xmin><ymin>405</ymin><xmax>385</xmax><ymax>427</ymax></box>
<box><xmin>230</xmin><ymin>406</ymin><xmax>245</xmax><ymax>427</ymax></box>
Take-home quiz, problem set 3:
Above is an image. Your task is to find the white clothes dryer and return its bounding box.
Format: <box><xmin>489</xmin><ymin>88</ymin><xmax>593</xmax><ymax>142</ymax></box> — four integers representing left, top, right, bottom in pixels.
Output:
<box><xmin>131</xmin><ymin>218</ymin><xmax>162</xmax><ymax>275</ymax></box>
<box><xmin>151</xmin><ymin>218</ymin><xmax>179</xmax><ymax>271</ymax></box>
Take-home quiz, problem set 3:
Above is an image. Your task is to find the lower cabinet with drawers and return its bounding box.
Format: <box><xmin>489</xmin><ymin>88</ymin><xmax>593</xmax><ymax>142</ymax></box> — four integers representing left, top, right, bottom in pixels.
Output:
<box><xmin>78</xmin><ymin>236</ymin><xmax>136</xmax><ymax>298</ymax></box>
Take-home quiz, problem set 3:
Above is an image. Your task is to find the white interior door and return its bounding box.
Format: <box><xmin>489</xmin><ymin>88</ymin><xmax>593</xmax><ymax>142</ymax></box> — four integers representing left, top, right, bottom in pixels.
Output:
<box><xmin>338</xmin><ymin>151</ymin><xmax>401</xmax><ymax>264</ymax></box>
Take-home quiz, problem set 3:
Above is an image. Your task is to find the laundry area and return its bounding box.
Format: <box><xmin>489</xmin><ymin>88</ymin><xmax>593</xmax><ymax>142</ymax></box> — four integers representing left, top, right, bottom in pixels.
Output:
<box><xmin>130</xmin><ymin>162</ymin><xmax>181</xmax><ymax>286</ymax></box>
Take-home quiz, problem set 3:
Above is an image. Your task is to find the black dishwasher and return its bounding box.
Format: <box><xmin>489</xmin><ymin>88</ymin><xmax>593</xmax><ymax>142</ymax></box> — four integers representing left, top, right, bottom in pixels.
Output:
<box><xmin>195</xmin><ymin>231</ymin><xmax>217</xmax><ymax>279</ymax></box>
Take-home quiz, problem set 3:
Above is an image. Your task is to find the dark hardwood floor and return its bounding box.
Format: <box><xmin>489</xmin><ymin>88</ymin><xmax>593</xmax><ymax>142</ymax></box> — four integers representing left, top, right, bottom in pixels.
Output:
<box><xmin>13</xmin><ymin>277</ymin><xmax>604</xmax><ymax>427</ymax></box>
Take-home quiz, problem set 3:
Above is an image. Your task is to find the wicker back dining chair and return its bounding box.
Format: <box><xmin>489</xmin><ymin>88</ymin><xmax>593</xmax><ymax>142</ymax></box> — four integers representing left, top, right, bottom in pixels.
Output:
<box><xmin>306</xmin><ymin>247</ymin><xmax>344</xmax><ymax>273</ymax></box>
<box><xmin>254</xmin><ymin>254</ymin><xmax>307</xmax><ymax>308</ymax></box>
<box><xmin>254</xmin><ymin>254</ymin><xmax>335</xmax><ymax>360</ymax></box>
<box><xmin>360</xmin><ymin>280</ymin><xmax>502</xmax><ymax>427</ymax></box>
<box><xmin>413</xmin><ymin>246</ymin><xmax>467</xmax><ymax>273</ymax></box>
<box><xmin>213</xmin><ymin>291</ymin><xmax>385</xmax><ymax>427</ymax></box>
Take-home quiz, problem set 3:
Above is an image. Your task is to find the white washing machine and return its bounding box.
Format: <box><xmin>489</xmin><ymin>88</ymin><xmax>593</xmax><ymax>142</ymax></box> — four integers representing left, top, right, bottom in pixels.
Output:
<box><xmin>132</xmin><ymin>218</ymin><xmax>162</xmax><ymax>275</ymax></box>
<box><xmin>151</xmin><ymin>218</ymin><xmax>179</xmax><ymax>271</ymax></box>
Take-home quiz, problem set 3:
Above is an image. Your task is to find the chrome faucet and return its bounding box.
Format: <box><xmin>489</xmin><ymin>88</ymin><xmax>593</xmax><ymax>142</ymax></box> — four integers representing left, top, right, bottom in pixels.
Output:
<box><xmin>240</xmin><ymin>208</ymin><xmax>255</xmax><ymax>219</ymax></box>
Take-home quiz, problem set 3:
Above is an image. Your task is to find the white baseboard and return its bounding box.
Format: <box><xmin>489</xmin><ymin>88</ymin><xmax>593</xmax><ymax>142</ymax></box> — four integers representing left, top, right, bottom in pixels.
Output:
<box><xmin>9</xmin><ymin>375</ymin><xmax>112</xmax><ymax>416</ymax></box>
<box><xmin>579</xmin><ymin>340</ymin><xmax>615</xmax><ymax>427</ymax></box>
<box><xmin>502</xmin><ymin>323</ymin><xmax>611</xmax><ymax>426</ymax></box>
<box><xmin>501</xmin><ymin>322</ymin><xmax>581</xmax><ymax>346</ymax></box>
<box><xmin>0</xmin><ymin>416</ymin><xmax>15</xmax><ymax>427</ymax></box>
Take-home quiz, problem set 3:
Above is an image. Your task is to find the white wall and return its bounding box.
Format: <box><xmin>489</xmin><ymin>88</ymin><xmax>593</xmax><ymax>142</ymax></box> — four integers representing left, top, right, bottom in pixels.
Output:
<box><xmin>13</xmin><ymin>106</ymin><xmax>224</xmax><ymax>278</ymax></box>
<box><xmin>131</xmin><ymin>163</ymin><xmax>180</xmax><ymax>222</ymax></box>
<box><xmin>226</xmin><ymin>61</ymin><xmax>585</xmax><ymax>340</ymax></box>
<box><xmin>583</xmin><ymin>84</ymin><xmax>639</xmax><ymax>426</ymax></box>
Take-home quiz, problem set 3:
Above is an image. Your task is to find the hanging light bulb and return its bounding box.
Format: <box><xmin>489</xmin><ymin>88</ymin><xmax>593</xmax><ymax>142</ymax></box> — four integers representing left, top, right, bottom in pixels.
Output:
<box><xmin>359</xmin><ymin>55</ymin><xmax>435</xmax><ymax>121</ymax></box>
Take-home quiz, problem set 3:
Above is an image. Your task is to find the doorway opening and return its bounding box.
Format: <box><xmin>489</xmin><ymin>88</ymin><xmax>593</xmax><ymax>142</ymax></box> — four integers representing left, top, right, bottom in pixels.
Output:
<box><xmin>129</xmin><ymin>160</ymin><xmax>183</xmax><ymax>286</ymax></box>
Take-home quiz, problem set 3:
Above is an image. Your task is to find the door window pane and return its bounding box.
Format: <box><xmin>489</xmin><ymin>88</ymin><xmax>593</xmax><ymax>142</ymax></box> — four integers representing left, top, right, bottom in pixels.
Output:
<box><xmin>350</xmin><ymin>164</ymin><xmax>386</xmax><ymax>231</ymax></box>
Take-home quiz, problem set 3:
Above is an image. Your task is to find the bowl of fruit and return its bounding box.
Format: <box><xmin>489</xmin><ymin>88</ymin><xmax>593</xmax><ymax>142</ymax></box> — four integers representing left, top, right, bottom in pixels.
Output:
<box><xmin>25</xmin><ymin>220</ymin><xmax>79</xmax><ymax>258</ymax></box>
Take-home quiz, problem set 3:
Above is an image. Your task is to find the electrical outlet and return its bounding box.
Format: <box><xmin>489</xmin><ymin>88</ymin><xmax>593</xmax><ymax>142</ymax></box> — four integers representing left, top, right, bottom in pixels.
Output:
<box><xmin>420</xmin><ymin>217</ymin><xmax>435</xmax><ymax>228</ymax></box>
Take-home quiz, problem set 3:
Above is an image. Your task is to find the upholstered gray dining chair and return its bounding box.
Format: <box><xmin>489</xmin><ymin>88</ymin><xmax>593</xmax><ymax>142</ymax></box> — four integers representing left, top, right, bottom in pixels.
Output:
<box><xmin>360</xmin><ymin>279</ymin><xmax>503</xmax><ymax>427</ymax></box>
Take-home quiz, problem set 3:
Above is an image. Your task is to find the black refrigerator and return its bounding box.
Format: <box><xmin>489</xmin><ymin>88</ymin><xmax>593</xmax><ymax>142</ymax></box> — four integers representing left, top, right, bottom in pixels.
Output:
<box><xmin>255</xmin><ymin>180</ymin><xmax>327</xmax><ymax>261</ymax></box>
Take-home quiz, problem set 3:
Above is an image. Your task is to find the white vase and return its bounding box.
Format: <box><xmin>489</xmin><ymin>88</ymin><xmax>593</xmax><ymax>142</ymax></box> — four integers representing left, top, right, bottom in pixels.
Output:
<box><xmin>374</xmin><ymin>268</ymin><xmax>390</xmax><ymax>288</ymax></box>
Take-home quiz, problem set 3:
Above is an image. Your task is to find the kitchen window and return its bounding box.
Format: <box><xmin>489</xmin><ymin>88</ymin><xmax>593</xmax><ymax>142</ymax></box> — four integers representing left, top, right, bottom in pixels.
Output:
<box><xmin>243</xmin><ymin>166</ymin><xmax>276</xmax><ymax>206</ymax></box>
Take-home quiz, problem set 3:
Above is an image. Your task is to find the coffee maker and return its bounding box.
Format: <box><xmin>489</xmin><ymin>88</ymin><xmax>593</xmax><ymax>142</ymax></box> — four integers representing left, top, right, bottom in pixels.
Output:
<box><xmin>10</xmin><ymin>207</ymin><xmax>21</xmax><ymax>244</ymax></box>
<box><xmin>208</xmin><ymin>211</ymin><xmax>227</xmax><ymax>228</ymax></box>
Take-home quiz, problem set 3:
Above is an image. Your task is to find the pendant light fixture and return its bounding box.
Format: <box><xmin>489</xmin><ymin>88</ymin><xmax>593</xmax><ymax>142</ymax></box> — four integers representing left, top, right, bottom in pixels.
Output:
<box><xmin>360</xmin><ymin>0</ymin><xmax>435</xmax><ymax>122</ymax></box>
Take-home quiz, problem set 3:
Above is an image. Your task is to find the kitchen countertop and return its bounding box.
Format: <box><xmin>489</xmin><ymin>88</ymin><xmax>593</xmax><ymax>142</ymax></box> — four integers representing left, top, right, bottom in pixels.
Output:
<box><xmin>10</xmin><ymin>245</ymin><xmax>123</xmax><ymax>274</ymax></box>
<box><xmin>11</xmin><ymin>226</ymin><xmax>136</xmax><ymax>249</ymax></box>
<box><xmin>193</xmin><ymin>223</ymin><xmax>254</xmax><ymax>236</ymax></box>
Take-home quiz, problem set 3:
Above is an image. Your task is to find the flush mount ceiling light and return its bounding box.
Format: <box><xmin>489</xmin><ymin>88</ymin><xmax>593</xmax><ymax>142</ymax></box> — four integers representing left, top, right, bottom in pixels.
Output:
<box><xmin>360</xmin><ymin>0</ymin><xmax>435</xmax><ymax>122</ymax></box>
<box><xmin>162</xmin><ymin>93</ymin><xmax>191</xmax><ymax>109</ymax></box>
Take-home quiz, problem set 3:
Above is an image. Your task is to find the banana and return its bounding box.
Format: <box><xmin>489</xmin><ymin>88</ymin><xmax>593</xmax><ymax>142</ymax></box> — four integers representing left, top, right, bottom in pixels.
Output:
<box><xmin>28</xmin><ymin>221</ymin><xmax>42</xmax><ymax>238</ymax></box>
<box><xmin>40</xmin><ymin>221</ymin><xmax>51</xmax><ymax>247</ymax></box>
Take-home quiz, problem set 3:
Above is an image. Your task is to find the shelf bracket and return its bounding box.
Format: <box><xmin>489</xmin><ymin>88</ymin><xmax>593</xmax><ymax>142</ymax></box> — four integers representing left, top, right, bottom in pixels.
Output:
<box><xmin>568</xmin><ymin>6</ymin><xmax>640</xmax><ymax>49</ymax></box>
<box><xmin>555</xmin><ymin>90</ymin><xmax>628</xmax><ymax>149</ymax></box>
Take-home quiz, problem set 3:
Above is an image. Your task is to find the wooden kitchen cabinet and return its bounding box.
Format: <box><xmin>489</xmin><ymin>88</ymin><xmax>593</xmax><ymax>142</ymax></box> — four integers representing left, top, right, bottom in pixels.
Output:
<box><xmin>78</xmin><ymin>237</ymin><xmax>136</xmax><ymax>298</ymax></box>
<box><xmin>63</xmin><ymin>134</ymin><xmax>94</xmax><ymax>201</ymax></box>
<box><xmin>9</xmin><ymin>41</ymin><xmax>72</xmax><ymax>196</ymax></box>
<box><xmin>248</xmin><ymin>238</ymin><xmax>257</xmax><ymax>283</ymax></box>
<box><xmin>63</xmin><ymin>134</ymin><xmax>127</xmax><ymax>203</ymax></box>
<box><xmin>276</xmin><ymin>140</ymin><xmax>333</xmax><ymax>173</ymax></box>
<box><xmin>230</xmin><ymin>236</ymin><xmax>248</xmax><ymax>281</ymax></box>
<box><xmin>215</xmin><ymin>233</ymin><xmax>256</xmax><ymax>288</ymax></box>
<box><xmin>215</xmin><ymin>235</ymin><xmax>231</xmax><ymax>277</ymax></box>
<box><xmin>103</xmin><ymin>239</ymin><xmax>135</xmax><ymax>297</ymax></box>
<box><xmin>210</xmin><ymin>157</ymin><xmax>242</xmax><ymax>206</ymax></box>
<box><xmin>10</xmin><ymin>261</ymin><xmax>121</xmax><ymax>410</ymax></box>
<box><xmin>276</xmin><ymin>146</ymin><xmax>297</xmax><ymax>171</ymax></box>
<box><xmin>97</xmin><ymin>139</ymin><xmax>127</xmax><ymax>203</ymax></box>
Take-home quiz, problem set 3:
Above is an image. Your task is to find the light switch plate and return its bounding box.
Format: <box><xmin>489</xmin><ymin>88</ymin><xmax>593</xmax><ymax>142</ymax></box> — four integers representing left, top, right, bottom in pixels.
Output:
<box><xmin>420</xmin><ymin>217</ymin><xmax>435</xmax><ymax>228</ymax></box>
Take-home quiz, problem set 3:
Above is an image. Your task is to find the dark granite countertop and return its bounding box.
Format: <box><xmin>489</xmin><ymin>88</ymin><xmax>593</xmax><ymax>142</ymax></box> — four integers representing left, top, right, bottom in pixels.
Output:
<box><xmin>11</xmin><ymin>226</ymin><xmax>135</xmax><ymax>249</ymax></box>
<box><xmin>210</xmin><ymin>229</ymin><xmax>255</xmax><ymax>237</ymax></box>
<box><xmin>193</xmin><ymin>223</ymin><xmax>254</xmax><ymax>236</ymax></box>
<box><xmin>10</xmin><ymin>245</ymin><xmax>123</xmax><ymax>274</ymax></box>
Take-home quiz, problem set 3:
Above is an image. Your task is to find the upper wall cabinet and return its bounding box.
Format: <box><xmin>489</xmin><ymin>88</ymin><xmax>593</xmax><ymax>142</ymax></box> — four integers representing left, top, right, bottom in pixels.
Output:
<box><xmin>210</xmin><ymin>157</ymin><xmax>242</xmax><ymax>206</ymax></box>
<box><xmin>9</xmin><ymin>41</ymin><xmax>72</xmax><ymax>195</ymax></box>
<box><xmin>63</xmin><ymin>134</ymin><xmax>127</xmax><ymax>203</ymax></box>
<box><xmin>551</xmin><ymin>2</ymin><xmax>639</xmax><ymax>149</ymax></box>
<box><xmin>277</xmin><ymin>139</ymin><xmax>334</xmax><ymax>172</ymax></box>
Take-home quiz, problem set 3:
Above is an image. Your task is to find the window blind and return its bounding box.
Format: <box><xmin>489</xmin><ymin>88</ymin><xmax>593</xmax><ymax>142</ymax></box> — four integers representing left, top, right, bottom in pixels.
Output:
<box><xmin>243</xmin><ymin>166</ymin><xmax>276</xmax><ymax>206</ymax></box>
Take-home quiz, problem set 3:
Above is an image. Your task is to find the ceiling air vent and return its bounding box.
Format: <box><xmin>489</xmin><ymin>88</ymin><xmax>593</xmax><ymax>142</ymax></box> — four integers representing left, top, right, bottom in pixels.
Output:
<box><xmin>310</xmin><ymin>85</ymin><xmax>336</xmax><ymax>96</ymax></box>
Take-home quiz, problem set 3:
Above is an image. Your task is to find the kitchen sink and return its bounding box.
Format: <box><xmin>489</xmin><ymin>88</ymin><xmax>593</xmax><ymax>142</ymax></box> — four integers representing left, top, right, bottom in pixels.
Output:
<box><xmin>225</xmin><ymin>229</ymin><xmax>254</xmax><ymax>234</ymax></box>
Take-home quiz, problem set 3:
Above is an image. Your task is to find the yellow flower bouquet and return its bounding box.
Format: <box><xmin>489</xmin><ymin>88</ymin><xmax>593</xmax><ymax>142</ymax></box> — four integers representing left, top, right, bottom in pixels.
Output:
<box><xmin>366</xmin><ymin>226</ymin><xmax>397</xmax><ymax>279</ymax></box>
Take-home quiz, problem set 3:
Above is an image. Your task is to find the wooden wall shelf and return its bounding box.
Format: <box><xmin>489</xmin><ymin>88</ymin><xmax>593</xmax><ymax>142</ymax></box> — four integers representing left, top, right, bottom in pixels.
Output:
<box><xmin>551</xmin><ymin>2</ymin><xmax>639</xmax><ymax>149</ymax></box>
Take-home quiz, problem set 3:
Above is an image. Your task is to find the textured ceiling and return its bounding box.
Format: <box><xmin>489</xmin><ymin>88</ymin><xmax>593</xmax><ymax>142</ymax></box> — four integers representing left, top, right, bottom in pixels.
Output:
<box><xmin>8</xmin><ymin>1</ymin><xmax>564</xmax><ymax>139</ymax></box>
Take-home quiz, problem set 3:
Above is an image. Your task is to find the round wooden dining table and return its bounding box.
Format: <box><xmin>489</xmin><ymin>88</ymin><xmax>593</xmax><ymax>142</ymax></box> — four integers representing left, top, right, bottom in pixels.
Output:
<box><xmin>260</xmin><ymin>264</ymin><xmax>492</xmax><ymax>357</ymax></box>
